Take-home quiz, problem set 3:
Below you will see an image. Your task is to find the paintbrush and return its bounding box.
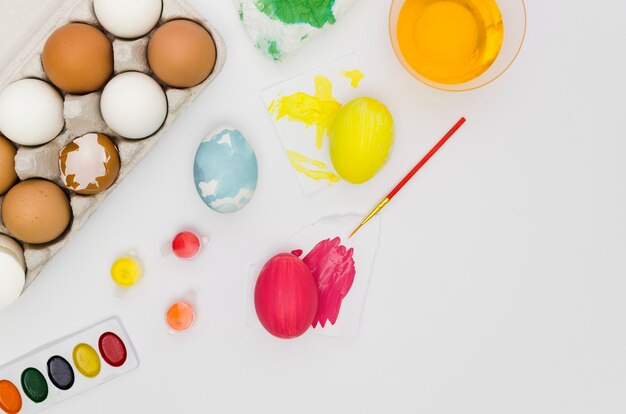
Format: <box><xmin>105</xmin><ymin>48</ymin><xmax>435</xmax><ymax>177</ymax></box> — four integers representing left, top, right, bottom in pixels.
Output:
<box><xmin>349</xmin><ymin>117</ymin><xmax>467</xmax><ymax>238</ymax></box>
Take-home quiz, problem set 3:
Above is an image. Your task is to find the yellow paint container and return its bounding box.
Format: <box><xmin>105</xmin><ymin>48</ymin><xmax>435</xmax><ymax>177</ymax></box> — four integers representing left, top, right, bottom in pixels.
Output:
<box><xmin>110</xmin><ymin>256</ymin><xmax>143</xmax><ymax>287</ymax></box>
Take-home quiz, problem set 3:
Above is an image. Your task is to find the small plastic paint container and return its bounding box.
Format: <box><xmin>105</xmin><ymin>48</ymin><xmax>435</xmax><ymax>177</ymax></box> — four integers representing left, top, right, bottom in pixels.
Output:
<box><xmin>166</xmin><ymin>301</ymin><xmax>196</xmax><ymax>333</ymax></box>
<box><xmin>110</xmin><ymin>253</ymin><xmax>143</xmax><ymax>297</ymax></box>
<box><xmin>161</xmin><ymin>230</ymin><xmax>208</xmax><ymax>260</ymax></box>
<box><xmin>0</xmin><ymin>316</ymin><xmax>138</xmax><ymax>413</ymax></box>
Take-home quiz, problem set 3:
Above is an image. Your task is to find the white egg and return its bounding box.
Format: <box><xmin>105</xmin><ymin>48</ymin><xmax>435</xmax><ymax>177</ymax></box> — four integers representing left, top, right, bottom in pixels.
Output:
<box><xmin>94</xmin><ymin>0</ymin><xmax>163</xmax><ymax>39</ymax></box>
<box><xmin>0</xmin><ymin>234</ymin><xmax>25</xmax><ymax>271</ymax></box>
<box><xmin>0</xmin><ymin>234</ymin><xmax>25</xmax><ymax>311</ymax></box>
<box><xmin>100</xmin><ymin>72</ymin><xmax>168</xmax><ymax>140</ymax></box>
<box><xmin>0</xmin><ymin>79</ymin><xmax>64</xmax><ymax>146</ymax></box>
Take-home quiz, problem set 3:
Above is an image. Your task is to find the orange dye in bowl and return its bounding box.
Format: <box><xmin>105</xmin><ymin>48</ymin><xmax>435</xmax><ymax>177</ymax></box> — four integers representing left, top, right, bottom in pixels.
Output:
<box><xmin>395</xmin><ymin>0</ymin><xmax>504</xmax><ymax>84</ymax></box>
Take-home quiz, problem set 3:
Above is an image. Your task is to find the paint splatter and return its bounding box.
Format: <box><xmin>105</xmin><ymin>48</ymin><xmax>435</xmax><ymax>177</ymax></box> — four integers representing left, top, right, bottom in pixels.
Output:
<box><xmin>256</xmin><ymin>39</ymin><xmax>282</xmax><ymax>62</ymax></box>
<box><xmin>302</xmin><ymin>237</ymin><xmax>356</xmax><ymax>328</ymax></box>
<box><xmin>341</xmin><ymin>69</ymin><xmax>364</xmax><ymax>88</ymax></box>
<box><xmin>287</xmin><ymin>150</ymin><xmax>341</xmax><ymax>183</ymax></box>
<box><xmin>267</xmin><ymin>40</ymin><xmax>281</xmax><ymax>60</ymax></box>
<box><xmin>255</xmin><ymin>0</ymin><xmax>337</xmax><ymax>29</ymax></box>
<box><xmin>269</xmin><ymin>75</ymin><xmax>341</xmax><ymax>149</ymax></box>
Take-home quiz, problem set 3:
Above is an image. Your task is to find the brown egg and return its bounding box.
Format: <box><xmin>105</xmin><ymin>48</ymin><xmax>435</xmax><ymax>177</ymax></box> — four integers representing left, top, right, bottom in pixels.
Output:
<box><xmin>42</xmin><ymin>23</ymin><xmax>113</xmax><ymax>94</ymax></box>
<box><xmin>0</xmin><ymin>136</ymin><xmax>17</xmax><ymax>195</ymax></box>
<box><xmin>2</xmin><ymin>179</ymin><xmax>71</xmax><ymax>244</ymax></box>
<box><xmin>148</xmin><ymin>19</ymin><xmax>216</xmax><ymax>88</ymax></box>
<box><xmin>59</xmin><ymin>133</ymin><xmax>120</xmax><ymax>195</ymax></box>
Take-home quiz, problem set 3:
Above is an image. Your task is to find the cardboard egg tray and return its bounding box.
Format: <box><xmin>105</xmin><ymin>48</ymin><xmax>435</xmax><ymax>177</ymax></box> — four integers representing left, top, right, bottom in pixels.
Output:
<box><xmin>0</xmin><ymin>0</ymin><xmax>226</xmax><ymax>291</ymax></box>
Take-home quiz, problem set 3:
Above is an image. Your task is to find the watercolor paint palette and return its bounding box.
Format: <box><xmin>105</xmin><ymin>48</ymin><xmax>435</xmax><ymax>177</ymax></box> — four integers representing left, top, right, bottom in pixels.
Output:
<box><xmin>0</xmin><ymin>316</ymin><xmax>138</xmax><ymax>414</ymax></box>
<box><xmin>247</xmin><ymin>214</ymin><xmax>382</xmax><ymax>338</ymax></box>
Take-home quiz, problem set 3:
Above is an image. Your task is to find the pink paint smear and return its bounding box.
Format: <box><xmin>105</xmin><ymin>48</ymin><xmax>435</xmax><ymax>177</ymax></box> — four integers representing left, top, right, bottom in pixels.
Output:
<box><xmin>294</xmin><ymin>237</ymin><xmax>356</xmax><ymax>328</ymax></box>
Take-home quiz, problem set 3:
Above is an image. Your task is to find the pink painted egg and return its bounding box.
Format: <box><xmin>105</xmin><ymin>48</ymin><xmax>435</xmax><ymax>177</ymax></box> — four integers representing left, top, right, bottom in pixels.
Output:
<box><xmin>254</xmin><ymin>253</ymin><xmax>318</xmax><ymax>339</ymax></box>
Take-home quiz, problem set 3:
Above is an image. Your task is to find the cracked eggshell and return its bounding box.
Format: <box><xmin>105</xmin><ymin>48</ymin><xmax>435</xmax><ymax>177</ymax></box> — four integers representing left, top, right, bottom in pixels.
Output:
<box><xmin>59</xmin><ymin>133</ymin><xmax>120</xmax><ymax>195</ymax></box>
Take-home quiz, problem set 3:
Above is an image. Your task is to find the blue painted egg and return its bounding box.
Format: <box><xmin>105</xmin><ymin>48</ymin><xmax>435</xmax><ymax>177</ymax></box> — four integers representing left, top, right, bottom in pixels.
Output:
<box><xmin>194</xmin><ymin>127</ymin><xmax>258</xmax><ymax>213</ymax></box>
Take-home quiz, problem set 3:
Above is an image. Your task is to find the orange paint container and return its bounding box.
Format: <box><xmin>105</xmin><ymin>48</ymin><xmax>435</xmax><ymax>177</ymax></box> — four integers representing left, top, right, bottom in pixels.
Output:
<box><xmin>166</xmin><ymin>301</ymin><xmax>196</xmax><ymax>333</ymax></box>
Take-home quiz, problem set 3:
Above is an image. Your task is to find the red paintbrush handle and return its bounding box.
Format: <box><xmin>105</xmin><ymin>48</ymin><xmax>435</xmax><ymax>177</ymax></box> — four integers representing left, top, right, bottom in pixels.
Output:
<box><xmin>387</xmin><ymin>117</ymin><xmax>466</xmax><ymax>200</ymax></box>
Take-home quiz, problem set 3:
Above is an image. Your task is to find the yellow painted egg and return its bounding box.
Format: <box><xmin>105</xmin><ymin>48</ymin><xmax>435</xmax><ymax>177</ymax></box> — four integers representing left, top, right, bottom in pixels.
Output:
<box><xmin>329</xmin><ymin>97</ymin><xmax>394</xmax><ymax>184</ymax></box>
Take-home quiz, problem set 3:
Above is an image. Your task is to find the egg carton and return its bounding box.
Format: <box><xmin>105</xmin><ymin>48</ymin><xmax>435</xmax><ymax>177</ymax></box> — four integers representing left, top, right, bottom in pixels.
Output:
<box><xmin>0</xmin><ymin>0</ymin><xmax>226</xmax><ymax>291</ymax></box>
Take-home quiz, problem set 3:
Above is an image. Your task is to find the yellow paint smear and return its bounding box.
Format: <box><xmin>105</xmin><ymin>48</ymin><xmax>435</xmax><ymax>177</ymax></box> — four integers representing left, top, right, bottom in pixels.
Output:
<box><xmin>341</xmin><ymin>69</ymin><xmax>364</xmax><ymax>88</ymax></box>
<box><xmin>269</xmin><ymin>75</ymin><xmax>341</xmax><ymax>149</ymax></box>
<box><xmin>287</xmin><ymin>150</ymin><xmax>341</xmax><ymax>183</ymax></box>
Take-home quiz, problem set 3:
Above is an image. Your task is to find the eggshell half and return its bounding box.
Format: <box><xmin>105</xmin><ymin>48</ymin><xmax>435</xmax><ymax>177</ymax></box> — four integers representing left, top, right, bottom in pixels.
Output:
<box><xmin>59</xmin><ymin>133</ymin><xmax>120</xmax><ymax>195</ymax></box>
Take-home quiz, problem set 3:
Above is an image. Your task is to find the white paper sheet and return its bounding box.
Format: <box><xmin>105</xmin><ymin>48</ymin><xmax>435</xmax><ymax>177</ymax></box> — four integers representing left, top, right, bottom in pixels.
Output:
<box><xmin>262</xmin><ymin>54</ymin><xmax>369</xmax><ymax>194</ymax></box>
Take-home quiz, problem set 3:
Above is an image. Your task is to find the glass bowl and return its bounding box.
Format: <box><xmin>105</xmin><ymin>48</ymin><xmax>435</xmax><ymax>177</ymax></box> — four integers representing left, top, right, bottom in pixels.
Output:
<box><xmin>389</xmin><ymin>0</ymin><xmax>526</xmax><ymax>92</ymax></box>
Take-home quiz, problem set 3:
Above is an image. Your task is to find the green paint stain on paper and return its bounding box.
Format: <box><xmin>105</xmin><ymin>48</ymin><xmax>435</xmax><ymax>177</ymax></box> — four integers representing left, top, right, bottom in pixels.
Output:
<box><xmin>256</xmin><ymin>39</ymin><xmax>282</xmax><ymax>61</ymax></box>
<box><xmin>267</xmin><ymin>40</ymin><xmax>281</xmax><ymax>61</ymax></box>
<box><xmin>255</xmin><ymin>0</ymin><xmax>337</xmax><ymax>29</ymax></box>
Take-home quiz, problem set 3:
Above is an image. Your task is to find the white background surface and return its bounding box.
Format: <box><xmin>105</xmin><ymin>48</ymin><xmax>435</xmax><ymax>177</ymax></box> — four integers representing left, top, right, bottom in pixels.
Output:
<box><xmin>1</xmin><ymin>0</ymin><xmax>626</xmax><ymax>413</ymax></box>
